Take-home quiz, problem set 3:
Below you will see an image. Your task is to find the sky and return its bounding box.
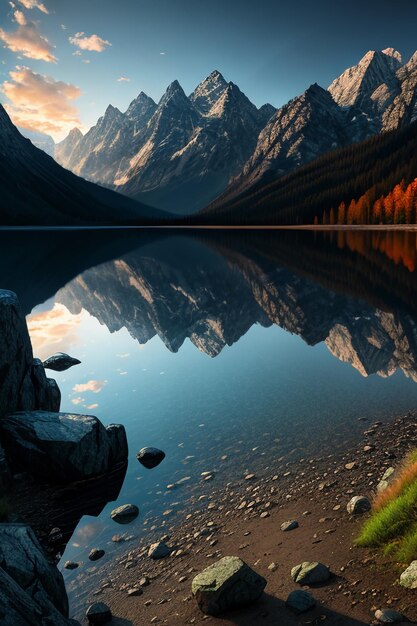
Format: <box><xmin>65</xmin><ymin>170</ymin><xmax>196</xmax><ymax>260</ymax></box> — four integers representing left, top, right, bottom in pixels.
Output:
<box><xmin>1</xmin><ymin>0</ymin><xmax>417</xmax><ymax>141</ymax></box>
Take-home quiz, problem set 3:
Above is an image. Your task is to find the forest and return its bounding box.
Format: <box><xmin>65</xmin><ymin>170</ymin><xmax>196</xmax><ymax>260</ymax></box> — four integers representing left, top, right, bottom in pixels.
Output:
<box><xmin>195</xmin><ymin>121</ymin><xmax>417</xmax><ymax>225</ymax></box>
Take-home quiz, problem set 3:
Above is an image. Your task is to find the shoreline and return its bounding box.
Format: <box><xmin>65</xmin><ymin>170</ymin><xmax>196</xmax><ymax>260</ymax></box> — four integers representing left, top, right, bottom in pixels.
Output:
<box><xmin>65</xmin><ymin>410</ymin><xmax>417</xmax><ymax>625</ymax></box>
<box><xmin>0</xmin><ymin>224</ymin><xmax>417</xmax><ymax>232</ymax></box>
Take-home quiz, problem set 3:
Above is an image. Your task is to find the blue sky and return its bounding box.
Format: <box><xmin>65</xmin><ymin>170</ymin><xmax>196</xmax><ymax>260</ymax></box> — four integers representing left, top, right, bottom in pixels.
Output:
<box><xmin>1</xmin><ymin>0</ymin><xmax>417</xmax><ymax>139</ymax></box>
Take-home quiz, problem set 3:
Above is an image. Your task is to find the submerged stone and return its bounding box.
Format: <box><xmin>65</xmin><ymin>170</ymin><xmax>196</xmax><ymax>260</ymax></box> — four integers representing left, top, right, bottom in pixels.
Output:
<box><xmin>137</xmin><ymin>447</ymin><xmax>166</xmax><ymax>469</ymax></box>
<box><xmin>191</xmin><ymin>555</ymin><xmax>266</xmax><ymax>615</ymax></box>
<box><xmin>111</xmin><ymin>504</ymin><xmax>139</xmax><ymax>524</ymax></box>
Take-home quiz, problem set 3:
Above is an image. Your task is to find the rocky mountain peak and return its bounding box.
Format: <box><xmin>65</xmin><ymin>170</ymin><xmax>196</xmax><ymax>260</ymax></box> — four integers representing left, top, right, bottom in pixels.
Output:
<box><xmin>159</xmin><ymin>80</ymin><xmax>190</xmax><ymax>108</ymax></box>
<box><xmin>125</xmin><ymin>91</ymin><xmax>157</xmax><ymax>126</ymax></box>
<box><xmin>328</xmin><ymin>48</ymin><xmax>402</xmax><ymax>108</ymax></box>
<box><xmin>383</xmin><ymin>47</ymin><xmax>402</xmax><ymax>62</ymax></box>
<box><xmin>190</xmin><ymin>70</ymin><xmax>228</xmax><ymax>114</ymax></box>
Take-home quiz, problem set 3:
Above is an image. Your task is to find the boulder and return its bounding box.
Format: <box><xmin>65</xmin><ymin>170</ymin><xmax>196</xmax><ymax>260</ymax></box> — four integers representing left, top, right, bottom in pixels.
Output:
<box><xmin>148</xmin><ymin>540</ymin><xmax>171</xmax><ymax>559</ymax></box>
<box><xmin>377</xmin><ymin>467</ymin><xmax>395</xmax><ymax>493</ymax></box>
<box><xmin>375</xmin><ymin>608</ymin><xmax>404</xmax><ymax>623</ymax></box>
<box><xmin>0</xmin><ymin>523</ymin><xmax>73</xmax><ymax>625</ymax></box>
<box><xmin>400</xmin><ymin>560</ymin><xmax>417</xmax><ymax>589</ymax></box>
<box><xmin>64</xmin><ymin>561</ymin><xmax>79</xmax><ymax>570</ymax></box>
<box><xmin>286</xmin><ymin>590</ymin><xmax>316</xmax><ymax>613</ymax></box>
<box><xmin>89</xmin><ymin>548</ymin><xmax>105</xmax><ymax>561</ymax></box>
<box><xmin>191</xmin><ymin>556</ymin><xmax>266</xmax><ymax>615</ymax></box>
<box><xmin>107</xmin><ymin>423</ymin><xmax>129</xmax><ymax>464</ymax></box>
<box><xmin>86</xmin><ymin>602</ymin><xmax>112</xmax><ymax>624</ymax></box>
<box><xmin>347</xmin><ymin>495</ymin><xmax>371</xmax><ymax>514</ymax></box>
<box><xmin>0</xmin><ymin>291</ymin><xmax>61</xmax><ymax>418</ymax></box>
<box><xmin>281</xmin><ymin>520</ymin><xmax>299</xmax><ymax>532</ymax></box>
<box><xmin>0</xmin><ymin>446</ymin><xmax>12</xmax><ymax>494</ymax></box>
<box><xmin>0</xmin><ymin>411</ymin><xmax>128</xmax><ymax>482</ymax></box>
<box><xmin>111</xmin><ymin>504</ymin><xmax>139</xmax><ymax>524</ymax></box>
<box><xmin>137</xmin><ymin>447</ymin><xmax>166</xmax><ymax>469</ymax></box>
<box><xmin>291</xmin><ymin>562</ymin><xmax>330</xmax><ymax>585</ymax></box>
<box><xmin>0</xmin><ymin>290</ymin><xmax>33</xmax><ymax>417</ymax></box>
<box><xmin>43</xmin><ymin>353</ymin><xmax>81</xmax><ymax>372</ymax></box>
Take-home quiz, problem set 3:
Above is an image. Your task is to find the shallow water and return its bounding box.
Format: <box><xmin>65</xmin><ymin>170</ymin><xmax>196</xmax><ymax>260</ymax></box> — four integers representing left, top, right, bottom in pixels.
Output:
<box><xmin>3</xmin><ymin>228</ymin><xmax>417</xmax><ymax>612</ymax></box>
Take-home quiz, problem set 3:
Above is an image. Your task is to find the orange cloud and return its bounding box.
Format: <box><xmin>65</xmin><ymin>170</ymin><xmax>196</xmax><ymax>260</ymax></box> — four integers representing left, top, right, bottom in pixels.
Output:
<box><xmin>69</xmin><ymin>32</ymin><xmax>111</xmax><ymax>52</ymax></box>
<box><xmin>0</xmin><ymin>12</ymin><xmax>56</xmax><ymax>62</ymax></box>
<box><xmin>3</xmin><ymin>66</ymin><xmax>81</xmax><ymax>139</ymax></box>
<box><xmin>16</xmin><ymin>0</ymin><xmax>49</xmax><ymax>13</ymax></box>
<box><xmin>86</xmin><ymin>403</ymin><xmax>99</xmax><ymax>410</ymax></box>
<box><xmin>27</xmin><ymin>302</ymin><xmax>85</xmax><ymax>360</ymax></box>
<box><xmin>72</xmin><ymin>380</ymin><xmax>107</xmax><ymax>394</ymax></box>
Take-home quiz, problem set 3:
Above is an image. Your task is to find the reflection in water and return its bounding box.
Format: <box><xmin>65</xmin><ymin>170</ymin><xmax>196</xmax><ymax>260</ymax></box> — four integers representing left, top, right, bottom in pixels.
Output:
<box><xmin>50</xmin><ymin>230</ymin><xmax>417</xmax><ymax>381</ymax></box>
<box><xmin>3</xmin><ymin>228</ymin><xmax>417</xmax><ymax>614</ymax></box>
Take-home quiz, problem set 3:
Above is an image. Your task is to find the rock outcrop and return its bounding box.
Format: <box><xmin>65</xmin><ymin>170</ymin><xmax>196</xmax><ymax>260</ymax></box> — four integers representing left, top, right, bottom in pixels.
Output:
<box><xmin>0</xmin><ymin>523</ymin><xmax>73</xmax><ymax>625</ymax></box>
<box><xmin>191</xmin><ymin>556</ymin><xmax>266</xmax><ymax>615</ymax></box>
<box><xmin>0</xmin><ymin>411</ymin><xmax>128</xmax><ymax>482</ymax></box>
<box><xmin>0</xmin><ymin>290</ymin><xmax>60</xmax><ymax>418</ymax></box>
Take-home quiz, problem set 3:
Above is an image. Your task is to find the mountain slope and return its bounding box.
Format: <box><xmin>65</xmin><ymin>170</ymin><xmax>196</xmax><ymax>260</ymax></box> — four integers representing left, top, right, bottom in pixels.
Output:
<box><xmin>0</xmin><ymin>105</ymin><xmax>169</xmax><ymax>226</ymax></box>
<box><xmin>55</xmin><ymin>72</ymin><xmax>275</xmax><ymax>214</ymax></box>
<box><xmin>197</xmin><ymin>120</ymin><xmax>417</xmax><ymax>225</ymax></box>
<box><xmin>18</xmin><ymin>127</ymin><xmax>55</xmax><ymax>156</ymax></box>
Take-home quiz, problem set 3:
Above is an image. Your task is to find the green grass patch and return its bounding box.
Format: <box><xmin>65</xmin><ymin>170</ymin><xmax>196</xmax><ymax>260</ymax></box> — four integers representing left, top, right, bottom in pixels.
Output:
<box><xmin>356</xmin><ymin>449</ymin><xmax>417</xmax><ymax>563</ymax></box>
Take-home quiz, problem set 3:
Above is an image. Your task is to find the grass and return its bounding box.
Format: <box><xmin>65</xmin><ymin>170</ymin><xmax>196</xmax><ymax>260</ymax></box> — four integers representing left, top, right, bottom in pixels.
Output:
<box><xmin>356</xmin><ymin>449</ymin><xmax>417</xmax><ymax>563</ymax></box>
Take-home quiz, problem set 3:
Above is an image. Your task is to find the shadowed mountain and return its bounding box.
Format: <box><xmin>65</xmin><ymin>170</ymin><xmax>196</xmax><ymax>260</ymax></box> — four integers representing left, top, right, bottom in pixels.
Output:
<box><xmin>0</xmin><ymin>105</ymin><xmax>169</xmax><ymax>226</ymax></box>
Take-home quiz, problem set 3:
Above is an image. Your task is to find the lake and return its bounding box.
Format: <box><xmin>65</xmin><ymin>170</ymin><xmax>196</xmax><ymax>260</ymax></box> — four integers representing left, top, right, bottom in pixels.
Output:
<box><xmin>2</xmin><ymin>228</ymin><xmax>417</xmax><ymax>613</ymax></box>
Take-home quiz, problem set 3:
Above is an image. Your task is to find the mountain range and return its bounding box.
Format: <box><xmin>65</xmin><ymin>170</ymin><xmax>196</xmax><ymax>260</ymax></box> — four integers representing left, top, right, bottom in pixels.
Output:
<box><xmin>0</xmin><ymin>105</ymin><xmax>168</xmax><ymax>225</ymax></box>
<box><xmin>53</xmin><ymin>48</ymin><xmax>417</xmax><ymax>216</ymax></box>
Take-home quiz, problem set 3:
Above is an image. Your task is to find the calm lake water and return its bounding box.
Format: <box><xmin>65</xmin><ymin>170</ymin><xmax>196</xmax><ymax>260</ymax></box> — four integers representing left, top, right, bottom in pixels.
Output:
<box><xmin>2</xmin><ymin>228</ymin><xmax>417</xmax><ymax>612</ymax></box>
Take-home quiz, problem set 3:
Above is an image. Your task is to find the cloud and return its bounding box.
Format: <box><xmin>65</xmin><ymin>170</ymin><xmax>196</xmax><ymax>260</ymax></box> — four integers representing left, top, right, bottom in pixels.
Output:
<box><xmin>69</xmin><ymin>32</ymin><xmax>111</xmax><ymax>52</ymax></box>
<box><xmin>3</xmin><ymin>66</ymin><xmax>81</xmax><ymax>138</ymax></box>
<box><xmin>82</xmin><ymin>59</ymin><xmax>90</xmax><ymax>64</ymax></box>
<box><xmin>16</xmin><ymin>0</ymin><xmax>49</xmax><ymax>13</ymax></box>
<box><xmin>71</xmin><ymin>397</ymin><xmax>84</xmax><ymax>405</ymax></box>
<box><xmin>27</xmin><ymin>303</ymin><xmax>85</xmax><ymax>360</ymax></box>
<box><xmin>117</xmin><ymin>76</ymin><xmax>130</xmax><ymax>82</ymax></box>
<box><xmin>72</xmin><ymin>380</ymin><xmax>107</xmax><ymax>394</ymax></box>
<box><xmin>0</xmin><ymin>12</ymin><xmax>56</xmax><ymax>62</ymax></box>
<box><xmin>160</xmin><ymin>52</ymin><xmax>166</xmax><ymax>55</ymax></box>
<box><xmin>86</xmin><ymin>403</ymin><xmax>99</xmax><ymax>410</ymax></box>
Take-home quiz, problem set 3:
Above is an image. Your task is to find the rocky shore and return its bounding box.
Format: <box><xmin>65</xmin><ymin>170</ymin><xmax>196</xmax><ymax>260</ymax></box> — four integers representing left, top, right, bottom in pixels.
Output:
<box><xmin>0</xmin><ymin>289</ymin><xmax>129</xmax><ymax>625</ymax></box>
<box><xmin>68</xmin><ymin>410</ymin><xmax>417</xmax><ymax>625</ymax></box>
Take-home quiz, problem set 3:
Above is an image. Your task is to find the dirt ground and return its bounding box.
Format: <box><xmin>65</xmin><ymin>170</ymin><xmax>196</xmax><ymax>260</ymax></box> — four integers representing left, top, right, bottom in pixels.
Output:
<box><xmin>69</xmin><ymin>412</ymin><xmax>417</xmax><ymax>626</ymax></box>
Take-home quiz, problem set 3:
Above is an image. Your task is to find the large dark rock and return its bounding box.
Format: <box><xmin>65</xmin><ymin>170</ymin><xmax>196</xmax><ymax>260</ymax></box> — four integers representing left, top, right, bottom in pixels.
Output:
<box><xmin>0</xmin><ymin>290</ymin><xmax>60</xmax><ymax>419</ymax></box>
<box><xmin>0</xmin><ymin>411</ymin><xmax>128</xmax><ymax>482</ymax></box>
<box><xmin>0</xmin><ymin>446</ymin><xmax>12</xmax><ymax>494</ymax></box>
<box><xmin>0</xmin><ymin>523</ymin><xmax>72</xmax><ymax>625</ymax></box>
<box><xmin>43</xmin><ymin>352</ymin><xmax>81</xmax><ymax>372</ymax></box>
<box><xmin>0</xmin><ymin>290</ymin><xmax>33</xmax><ymax>417</ymax></box>
<box><xmin>137</xmin><ymin>446</ymin><xmax>165</xmax><ymax>469</ymax></box>
<box><xmin>192</xmin><ymin>556</ymin><xmax>266</xmax><ymax>615</ymax></box>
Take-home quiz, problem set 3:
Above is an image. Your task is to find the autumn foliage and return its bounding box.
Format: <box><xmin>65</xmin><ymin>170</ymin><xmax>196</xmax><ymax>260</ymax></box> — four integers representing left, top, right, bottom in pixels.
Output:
<box><xmin>317</xmin><ymin>179</ymin><xmax>417</xmax><ymax>225</ymax></box>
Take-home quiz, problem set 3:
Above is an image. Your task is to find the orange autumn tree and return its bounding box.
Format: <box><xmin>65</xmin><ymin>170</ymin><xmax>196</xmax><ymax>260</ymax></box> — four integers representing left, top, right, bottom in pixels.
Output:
<box><xmin>315</xmin><ymin>178</ymin><xmax>417</xmax><ymax>225</ymax></box>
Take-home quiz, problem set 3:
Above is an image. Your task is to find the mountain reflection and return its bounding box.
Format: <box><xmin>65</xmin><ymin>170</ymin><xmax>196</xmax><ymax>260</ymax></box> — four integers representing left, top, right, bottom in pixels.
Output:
<box><xmin>49</xmin><ymin>229</ymin><xmax>417</xmax><ymax>382</ymax></box>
